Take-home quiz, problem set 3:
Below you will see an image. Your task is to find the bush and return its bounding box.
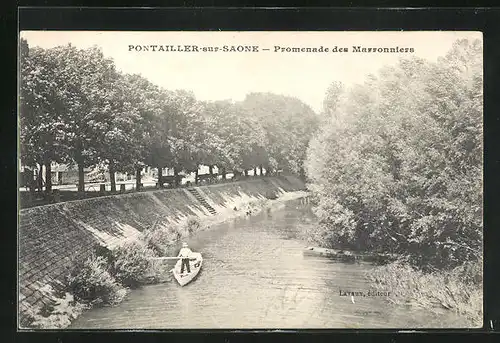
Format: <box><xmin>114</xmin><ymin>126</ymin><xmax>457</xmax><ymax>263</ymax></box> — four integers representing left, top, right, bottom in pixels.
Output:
<box><xmin>143</xmin><ymin>218</ymin><xmax>199</xmax><ymax>255</ymax></box>
<box><xmin>94</xmin><ymin>244</ymin><xmax>115</xmax><ymax>265</ymax></box>
<box><xmin>23</xmin><ymin>292</ymin><xmax>87</xmax><ymax>329</ymax></box>
<box><xmin>111</xmin><ymin>240</ymin><xmax>160</xmax><ymax>287</ymax></box>
<box><xmin>66</xmin><ymin>254</ymin><xmax>126</xmax><ymax>306</ymax></box>
<box><xmin>143</xmin><ymin>224</ymin><xmax>179</xmax><ymax>255</ymax></box>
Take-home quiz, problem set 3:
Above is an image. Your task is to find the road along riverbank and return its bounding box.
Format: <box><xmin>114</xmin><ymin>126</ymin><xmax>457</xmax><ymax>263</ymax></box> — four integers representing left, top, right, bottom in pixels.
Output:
<box><xmin>18</xmin><ymin>175</ymin><xmax>307</xmax><ymax>329</ymax></box>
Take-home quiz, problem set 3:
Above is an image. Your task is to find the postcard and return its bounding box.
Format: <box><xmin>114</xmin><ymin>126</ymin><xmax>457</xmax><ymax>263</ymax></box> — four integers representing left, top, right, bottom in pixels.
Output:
<box><xmin>18</xmin><ymin>31</ymin><xmax>483</xmax><ymax>329</ymax></box>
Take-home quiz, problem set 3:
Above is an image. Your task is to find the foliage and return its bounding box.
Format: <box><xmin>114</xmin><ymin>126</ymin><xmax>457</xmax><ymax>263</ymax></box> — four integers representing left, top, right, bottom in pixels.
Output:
<box><xmin>110</xmin><ymin>240</ymin><xmax>160</xmax><ymax>287</ymax></box>
<box><xmin>20</xmin><ymin>39</ymin><xmax>318</xmax><ymax>194</ymax></box>
<box><xmin>322</xmin><ymin>81</ymin><xmax>345</xmax><ymax>118</ymax></box>
<box><xmin>19</xmin><ymin>39</ymin><xmax>68</xmax><ymax>175</ymax></box>
<box><xmin>66</xmin><ymin>254</ymin><xmax>126</xmax><ymax>306</ymax></box>
<box><xmin>240</xmin><ymin>93</ymin><xmax>319</xmax><ymax>175</ymax></box>
<box><xmin>162</xmin><ymin>90</ymin><xmax>204</xmax><ymax>173</ymax></box>
<box><xmin>122</xmin><ymin>74</ymin><xmax>165</xmax><ymax>172</ymax></box>
<box><xmin>97</xmin><ymin>74</ymin><xmax>145</xmax><ymax>181</ymax></box>
<box><xmin>306</xmin><ymin>38</ymin><xmax>483</xmax><ymax>270</ymax></box>
<box><xmin>143</xmin><ymin>223</ymin><xmax>181</xmax><ymax>255</ymax></box>
<box><xmin>49</xmin><ymin>44</ymin><xmax>118</xmax><ymax>166</ymax></box>
<box><xmin>200</xmin><ymin>100</ymin><xmax>246</xmax><ymax>171</ymax></box>
<box><xmin>22</xmin><ymin>292</ymin><xmax>87</xmax><ymax>329</ymax></box>
<box><xmin>368</xmin><ymin>257</ymin><xmax>482</xmax><ymax>327</ymax></box>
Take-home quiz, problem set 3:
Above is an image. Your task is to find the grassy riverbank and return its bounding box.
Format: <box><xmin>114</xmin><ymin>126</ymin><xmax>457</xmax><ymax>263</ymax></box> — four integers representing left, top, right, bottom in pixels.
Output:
<box><xmin>300</xmin><ymin>223</ymin><xmax>482</xmax><ymax>327</ymax></box>
<box><xmin>367</xmin><ymin>258</ymin><xmax>482</xmax><ymax>327</ymax></box>
<box><xmin>23</xmin><ymin>190</ymin><xmax>308</xmax><ymax>329</ymax></box>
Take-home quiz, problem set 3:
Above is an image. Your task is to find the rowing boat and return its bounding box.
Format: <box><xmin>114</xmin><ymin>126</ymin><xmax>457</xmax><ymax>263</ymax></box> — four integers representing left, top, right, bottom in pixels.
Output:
<box><xmin>303</xmin><ymin>246</ymin><xmax>357</xmax><ymax>262</ymax></box>
<box><xmin>172</xmin><ymin>252</ymin><xmax>203</xmax><ymax>286</ymax></box>
<box><xmin>303</xmin><ymin>246</ymin><xmax>346</xmax><ymax>257</ymax></box>
<box><xmin>303</xmin><ymin>246</ymin><xmax>398</xmax><ymax>263</ymax></box>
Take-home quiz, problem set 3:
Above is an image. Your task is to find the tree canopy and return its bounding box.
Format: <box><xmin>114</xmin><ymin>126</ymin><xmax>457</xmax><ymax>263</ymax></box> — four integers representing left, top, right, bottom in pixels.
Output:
<box><xmin>240</xmin><ymin>93</ymin><xmax>319</xmax><ymax>175</ymax></box>
<box><xmin>306</xmin><ymin>38</ymin><xmax>483</xmax><ymax>270</ymax></box>
<box><xmin>19</xmin><ymin>39</ymin><xmax>318</xmax><ymax>192</ymax></box>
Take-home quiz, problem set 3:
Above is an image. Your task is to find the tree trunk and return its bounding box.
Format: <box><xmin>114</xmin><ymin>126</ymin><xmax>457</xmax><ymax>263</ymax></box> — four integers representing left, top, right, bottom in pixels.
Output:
<box><xmin>299</xmin><ymin>167</ymin><xmax>306</xmax><ymax>180</ymax></box>
<box><xmin>76</xmin><ymin>151</ymin><xmax>85</xmax><ymax>193</ymax></box>
<box><xmin>109</xmin><ymin>160</ymin><xmax>116</xmax><ymax>192</ymax></box>
<box><xmin>157</xmin><ymin>165</ymin><xmax>163</xmax><ymax>188</ymax></box>
<box><xmin>253</xmin><ymin>167</ymin><xmax>257</xmax><ymax>177</ymax></box>
<box><xmin>173</xmin><ymin>167</ymin><xmax>179</xmax><ymax>187</ymax></box>
<box><xmin>244</xmin><ymin>170</ymin><xmax>248</xmax><ymax>177</ymax></box>
<box><xmin>221</xmin><ymin>167</ymin><xmax>226</xmax><ymax>180</ymax></box>
<box><xmin>37</xmin><ymin>163</ymin><xmax>43</xmax><ymax>192</ymax></box>
<box><xmin>209</xmin><ymin>165</ymin><xmax>213</xmax><ymax>176</ymax></box>
<box><xmin>195</xmin><ymin>168</ymin><xmax>199</xmax><ymax>185</ymax></box>
<box><xmin>259</xmin><ymin>165</ymin><xmax>264</xmax><ymax>176</ymax></box>
<box><xmin>29</xmin><ymin>170</ymin><xmax>36</xmax><ymax>196</ymax></box>
<box><xmin>136</xmin><ymin>167</ymin><xmax>142</xmax><ymax>190</ymax></box>
<box><xmin>45</xmin><ymin>160</ymin><xmax>52</xmax><ymax>194</ymax></box>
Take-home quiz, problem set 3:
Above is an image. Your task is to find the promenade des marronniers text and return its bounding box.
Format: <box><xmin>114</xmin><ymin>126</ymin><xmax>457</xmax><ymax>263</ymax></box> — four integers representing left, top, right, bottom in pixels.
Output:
<box><xmin>128</xmin><ymin>44</ymin><xmax>415</xmax><ymax>53</ymax></box>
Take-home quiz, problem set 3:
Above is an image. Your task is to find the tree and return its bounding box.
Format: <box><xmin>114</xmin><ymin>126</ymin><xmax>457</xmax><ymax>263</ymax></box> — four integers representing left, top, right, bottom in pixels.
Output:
<box><xmin>19</xmin><ymin>39</ymin><xmax>68</xmax><ymax>194</ymax></box>
<box><xmin>96</xmin><ymin>73</ymin><xmax>144</xmax><ymax>192</ymax></box>
<box><xmin>143</xmin><ymin>89</ymin><xmax>203</xmax><ymax>187</ymax></box>
<box><xmin>323</xmin><ymin>81</ymin><xmax>345</xmax><ymax>118</ymax></box>
<box><xmin>122</xmin><ymin>74</ymin><xmax>164</xmax><ymax>190</ymax></box>
<box><xmin>306</xmin><ymin>39</ymin><xmax>483</xmax><ymax>270</ymax></box>
<box><xmin>144</xmin><ymin>89</ymin><xmax>175</xmax><ymax>188</ymax></box>
<box><xmin>44</xmin><ymin>44</ymin><xmax>119</xmax><ymax>193</ymax></box>
<box><xmin>165</xmin><ymin>90</ymin><xmax>204</xmax><ymax>186</ymax></box>
<box><xmin>233</xmin><ymin>102</ymin><xmax>268</xmax><ymax>176</ymax></box>
<box><xmin>199</xmin><ymin>100</ymin><xmax>263</xmax><ymax>179</ymax></box>
<box><xmin>241</xmin><ymin>93</ymin><xmax>319</xmax><ymax>176</ymax></box>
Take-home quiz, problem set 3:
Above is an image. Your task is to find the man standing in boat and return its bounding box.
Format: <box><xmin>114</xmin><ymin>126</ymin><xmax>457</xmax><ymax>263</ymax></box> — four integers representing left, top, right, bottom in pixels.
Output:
<box><xmin>178</xmin><ymin>242</ymin><xmax>192</xmax><ymax>274</ymax></box>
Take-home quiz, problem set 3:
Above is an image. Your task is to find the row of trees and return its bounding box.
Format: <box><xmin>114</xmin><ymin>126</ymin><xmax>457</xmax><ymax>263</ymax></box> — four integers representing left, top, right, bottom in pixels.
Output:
<box><xmin>306</xmin><ymin>38</ymin><xmax>483</xmax><ymax>270</ymax></box>
<box><xmin>19</xmin><ymin>39</ymin><xmax>319</xmax><ymax>193</ymax></box>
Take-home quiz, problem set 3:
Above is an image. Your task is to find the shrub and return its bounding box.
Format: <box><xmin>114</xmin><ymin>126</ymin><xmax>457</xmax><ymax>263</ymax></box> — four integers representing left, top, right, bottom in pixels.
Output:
<box><xmin>143</xmin><ymin>224</ymin><xmax>179</xmax><ymax>255</ymax></box>
<box><xmin>111</xmin><ymin>240</ymin><xmax>160</xmax><ymax>287</ymax></box>
<box><xmin>94</xmin><ymin>244</ymin><xmax>115</xmax><ymax>264</ymax></box>
<box><xmin>66</xmin><ymin>254</ymin><xmax>126</xmax><ymax>306</ymax></box>
<box><xmin>23</xmin><ymin>293</ymin><xmax>87</xmax><ymax>329</ymax></box>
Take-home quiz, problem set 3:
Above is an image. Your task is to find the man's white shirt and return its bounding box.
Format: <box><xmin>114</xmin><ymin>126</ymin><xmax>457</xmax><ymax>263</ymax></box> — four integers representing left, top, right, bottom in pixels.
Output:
<box><xmin>178</xmin><ymin>247</ymin><xmax>192</xmax><ymax>258</ymax></box>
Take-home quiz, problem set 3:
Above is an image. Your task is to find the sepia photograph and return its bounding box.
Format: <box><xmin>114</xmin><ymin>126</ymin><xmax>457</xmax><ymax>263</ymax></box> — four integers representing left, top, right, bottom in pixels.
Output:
<box><xmin>18</xmin><ymin>31</ymin><xmax>483</xmax><ymax>330</ymax></box>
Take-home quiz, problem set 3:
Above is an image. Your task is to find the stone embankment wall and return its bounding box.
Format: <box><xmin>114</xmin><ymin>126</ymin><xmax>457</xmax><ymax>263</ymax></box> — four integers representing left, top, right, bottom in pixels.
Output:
<box><xmin>18</xmin><ymin>176</ymin><xmax>306</xmax><ymax>326</ymax></box>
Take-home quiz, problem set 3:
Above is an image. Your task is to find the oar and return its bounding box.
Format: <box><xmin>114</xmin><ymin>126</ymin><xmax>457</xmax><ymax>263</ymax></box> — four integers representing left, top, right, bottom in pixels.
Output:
<box><xmin>149</xmin><ymin>257</ymin><xmax>198</xmax><ymax>261</ymax></box>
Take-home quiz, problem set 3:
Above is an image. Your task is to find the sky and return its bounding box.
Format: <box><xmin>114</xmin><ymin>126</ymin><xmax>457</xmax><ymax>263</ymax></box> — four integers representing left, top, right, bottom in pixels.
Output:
<box><xmin>20</xmin><ymin>31</ymin><xmax>482</xmax><ymax>113</ymax></box>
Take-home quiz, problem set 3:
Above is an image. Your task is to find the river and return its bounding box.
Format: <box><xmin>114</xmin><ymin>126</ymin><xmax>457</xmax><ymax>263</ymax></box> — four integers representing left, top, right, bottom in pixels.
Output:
<box><xmin>69</xmin><ymin>199</ymin><xmax>469</xmax><ymax>329</ymax></box>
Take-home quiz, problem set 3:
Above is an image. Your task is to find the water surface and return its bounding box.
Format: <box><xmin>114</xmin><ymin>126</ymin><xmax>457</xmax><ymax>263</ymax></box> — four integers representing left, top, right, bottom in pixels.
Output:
<box><xmin>70</xmin><ymin>200</ymin><xmax>469</xmax><ymax>329</ymax></box>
